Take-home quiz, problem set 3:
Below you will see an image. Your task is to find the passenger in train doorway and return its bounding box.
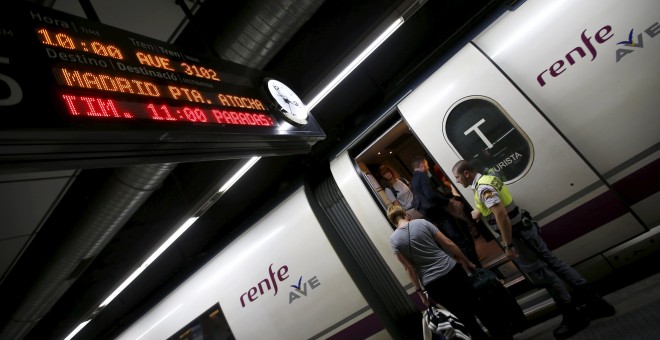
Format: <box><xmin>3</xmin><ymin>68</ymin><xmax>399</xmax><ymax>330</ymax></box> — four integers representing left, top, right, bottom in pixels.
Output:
<box><xmin>410</xmin><ymin>157</ymin><xmax>481</xmax><ymax>266</ymax></box>
<box><xmin>387</xmin><ymin>205</ymin><xmax>501</xmax><ymax>340</ymax></box>
<box><xmin>378</xmin><ymin>165</ymin><xmax>424</xmax><ymax>220</ymax></box>
<box><xmin>452</xmin><ymin>160</ymin><xmax>616</xmax><ymax>340</ymax></box>
<box><xmin>434</xmin><ymin>162</ymin><xmax>495</xmax><ymax>243</ymax></box>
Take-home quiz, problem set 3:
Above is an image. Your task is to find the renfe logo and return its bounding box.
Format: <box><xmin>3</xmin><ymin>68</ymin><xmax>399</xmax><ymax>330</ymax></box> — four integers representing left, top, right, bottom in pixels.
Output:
<box><xmin>240</xmin><ymin>263</ymin><xmax>289</xmax><ymax>308</ymax></box>
<box><xmin>537</xmin><ymin>21</ymin><xmax>659</xmax><ymax>87</ymax></box>
<box><xmin>536</xmin><ymin>26</ymin><xmax>613</xmax><ymax>87</ymax></box>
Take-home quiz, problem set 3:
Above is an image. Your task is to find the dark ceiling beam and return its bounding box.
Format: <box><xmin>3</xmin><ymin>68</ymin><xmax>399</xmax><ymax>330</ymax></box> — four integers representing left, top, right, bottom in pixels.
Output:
<box><xmin>0</xmin><ymin>164</ymin><xmax>176</xmax><ymax>340</ymax></box>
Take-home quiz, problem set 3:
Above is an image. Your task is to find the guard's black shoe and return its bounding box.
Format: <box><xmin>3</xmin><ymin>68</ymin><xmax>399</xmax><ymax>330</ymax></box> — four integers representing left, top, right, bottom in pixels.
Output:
<box><xmin>553</xmin><ymin>318</ymin><xmax>589</xmax><ymax>339</ymax></box>
<box><xmin>553</xmin><ymin>306</ymin><xmax>589</xmax><ymax>339</ymax></box>
<box><xmin>572</xmin><ymin>285</ymin><xmax>617</xmax><ymax>320</ymax></box>
<box><xmin>583</xmin><ymin>298</ymin><xmax>616</xmax><ymax>320</ymax></box>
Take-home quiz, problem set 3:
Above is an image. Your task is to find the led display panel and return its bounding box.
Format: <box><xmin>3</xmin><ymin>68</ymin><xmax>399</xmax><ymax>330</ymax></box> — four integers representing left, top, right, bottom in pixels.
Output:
<box><xmin>0</xmin><ymin>2</ymin><xmax>324</xmax><ymax>169</ymax></box>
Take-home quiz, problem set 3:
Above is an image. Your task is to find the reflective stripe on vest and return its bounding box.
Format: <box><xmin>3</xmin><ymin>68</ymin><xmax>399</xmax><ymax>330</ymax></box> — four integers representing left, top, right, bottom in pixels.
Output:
<box><xmin>474</xmin><ymin>175</ymin><xmax>513</xmax><ymax>217</ymax></box>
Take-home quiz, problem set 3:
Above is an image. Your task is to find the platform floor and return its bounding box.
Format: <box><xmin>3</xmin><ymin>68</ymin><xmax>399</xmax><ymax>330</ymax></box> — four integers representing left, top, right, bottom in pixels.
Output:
<box><xmin>513</xmin><ymin>270</ymin><xmax>660</xmax><ymax>340</ymax></box>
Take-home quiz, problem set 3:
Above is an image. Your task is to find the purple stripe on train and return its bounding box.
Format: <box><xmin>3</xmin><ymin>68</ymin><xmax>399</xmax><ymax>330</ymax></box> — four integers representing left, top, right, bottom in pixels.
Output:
<box><xmin>327</xmin><ymin>312</ymin><xmax>384</xmax><ymax>340</ymax></box>
<box><xmin>542</xmin><ymin>158</ymin><xmax>660</xmax><ymax>249</ymax></box>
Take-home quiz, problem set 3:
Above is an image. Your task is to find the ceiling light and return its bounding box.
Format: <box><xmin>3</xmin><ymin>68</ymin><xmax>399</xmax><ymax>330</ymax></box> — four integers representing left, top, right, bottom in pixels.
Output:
<box><xmin>218</xmin><ymin>156</ymin><xmax>261</xmax><ymax>193</ymax></box>
<box><xmin>63</xmin><ymin>320</ymin><xmax>90</xmax><ymax>340</ymax></box>
<box><xmin>98</xmin><ymin>216</ymin><xmax>199</xmax><ymax>309</ymax></box>
<box><xmin>306</xmin><ymin>17</ymin><xmax>404</xmax><ymax>110</ymax></box>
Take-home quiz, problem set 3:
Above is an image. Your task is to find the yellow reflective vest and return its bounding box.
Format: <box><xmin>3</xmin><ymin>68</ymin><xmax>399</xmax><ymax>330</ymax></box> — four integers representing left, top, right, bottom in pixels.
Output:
<box><xmin>474</xmin><ymin>175</ymin><xmax>513</xmax><ymax>217</ymax></box>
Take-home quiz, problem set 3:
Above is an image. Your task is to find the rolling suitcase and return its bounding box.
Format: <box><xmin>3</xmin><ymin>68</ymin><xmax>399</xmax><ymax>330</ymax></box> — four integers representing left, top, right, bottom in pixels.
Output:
<box><xmin>470</xmin><ymin>268</ymin><xmax>527</xmax><ymax>337</ymax></box>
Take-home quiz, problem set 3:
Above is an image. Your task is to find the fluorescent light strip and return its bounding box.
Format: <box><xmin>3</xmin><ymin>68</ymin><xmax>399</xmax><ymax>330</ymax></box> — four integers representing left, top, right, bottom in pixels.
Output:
<box><xmin>306</xmin><ymin>17</ymin><xmax>404</xmax><ymax>110</ymax></box>
<box><xmin>144</xmin><ymin>217</ymin><xmax>199</xmax><ymax>267</ymax></box>
<box><xmin>99</xmin><ymin>157</ymin><xmax>260</xmax><ymax>308</ymax></box>
<box><xmin>99</xmin><ymin>216</ymin><xmax>199</xmax><ymax>308</ymax></box>
<box><xmin>218</xmin><ymin>156</ymin><xmax>261</xmax><ymax>193</ymax></box>
<box><xmin>63</xmin><ymin>320</ymin><xmax>91</xmax><ymax>340</ymax></box>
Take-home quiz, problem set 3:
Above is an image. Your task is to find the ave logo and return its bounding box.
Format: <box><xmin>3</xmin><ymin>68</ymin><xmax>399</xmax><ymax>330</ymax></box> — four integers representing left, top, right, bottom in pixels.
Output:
<box><xmin>289</xmin><ymin>275</ymin><xmax>321</xmax><ymax>304</ymax></box>
<box><xmin>615</xmin><ymin>23</ymin><xmax>660</xmax><ymax>62</ymax></box>
<box><xmin>238</xmin><ymin>263</ymin><xmax>322</xmax><ymax>308</ymax></box>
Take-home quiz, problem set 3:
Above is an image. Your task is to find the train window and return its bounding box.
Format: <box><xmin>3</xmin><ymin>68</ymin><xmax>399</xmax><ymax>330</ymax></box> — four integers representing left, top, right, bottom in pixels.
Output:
<box><xmin>444</xmin><ymin>97</ymin><xmax>532</xmax><ymax>182</ymax></box>
<box><xmin>168</xmin><ymin>303</ymin><xmax>235</xmax><ymax>340</ymax></box>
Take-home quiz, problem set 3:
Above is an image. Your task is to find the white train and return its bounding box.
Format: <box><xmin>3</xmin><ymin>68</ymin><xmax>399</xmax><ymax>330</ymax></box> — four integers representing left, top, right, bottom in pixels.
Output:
<box><xmin>118</xmin><ymin>0</ymin><xmax>660</xmax><ymax>338</ymax></box>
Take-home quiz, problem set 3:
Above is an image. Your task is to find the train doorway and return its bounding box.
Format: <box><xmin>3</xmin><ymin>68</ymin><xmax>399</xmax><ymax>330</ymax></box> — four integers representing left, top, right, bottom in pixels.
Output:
<box><xmin>352</xmin><ymin>118</ymin><xmax>531</xmax><ymax>294</ymax></box>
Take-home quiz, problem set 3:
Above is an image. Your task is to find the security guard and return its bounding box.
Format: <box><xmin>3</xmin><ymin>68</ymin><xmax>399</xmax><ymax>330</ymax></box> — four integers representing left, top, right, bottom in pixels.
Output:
<box><xmin>452</xmin><ymin>160</ymin><xmax>615</xmax><ymax>339</ymax></box>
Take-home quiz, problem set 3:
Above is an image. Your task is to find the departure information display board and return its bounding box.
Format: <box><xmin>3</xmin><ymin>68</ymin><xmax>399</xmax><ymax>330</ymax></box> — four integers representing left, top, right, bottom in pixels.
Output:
<box><xmin>0</xmin><ymin>3</ymin><xmax>324</xmax><ymax>170</ymax></box>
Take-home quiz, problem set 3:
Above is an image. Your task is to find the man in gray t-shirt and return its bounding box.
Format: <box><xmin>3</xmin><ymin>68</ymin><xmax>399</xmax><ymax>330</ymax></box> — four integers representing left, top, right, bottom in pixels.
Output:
<box><xmin>388</xmin><ymin>205</ymin><xmax>496</xmax><ymax>340</ymax></box>
<box><xmin>390</xmin><ymin>219</ymin><xmax>456</xmax><ymax>286</ymax></box>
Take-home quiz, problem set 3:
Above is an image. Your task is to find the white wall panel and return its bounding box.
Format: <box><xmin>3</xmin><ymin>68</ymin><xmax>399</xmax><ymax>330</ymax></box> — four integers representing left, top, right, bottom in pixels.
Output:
<box><xmin>474</xmin><ymin>0</ymin><xmax>660</xmax><ymax>174</ymax></box>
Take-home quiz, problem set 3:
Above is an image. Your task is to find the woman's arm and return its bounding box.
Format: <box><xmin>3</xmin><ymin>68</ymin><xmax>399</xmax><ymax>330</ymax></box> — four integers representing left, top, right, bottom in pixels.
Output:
<box><xmin>395</xmin><ymin>252</ymin><xmax>429</xmax><ymax>305</ymax></box>
<box><xmin>433</xmin><ymin>230</ymin><xmax>476</xmax><ymax>273</ymax></box>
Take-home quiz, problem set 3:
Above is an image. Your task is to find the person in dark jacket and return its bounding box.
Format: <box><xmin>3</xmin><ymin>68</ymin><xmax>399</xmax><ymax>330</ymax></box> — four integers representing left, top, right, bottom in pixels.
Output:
<box><xmin>410</xmin><ymin>156</ymin><xmax>480</xmax><ymax>266</ymax></box>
